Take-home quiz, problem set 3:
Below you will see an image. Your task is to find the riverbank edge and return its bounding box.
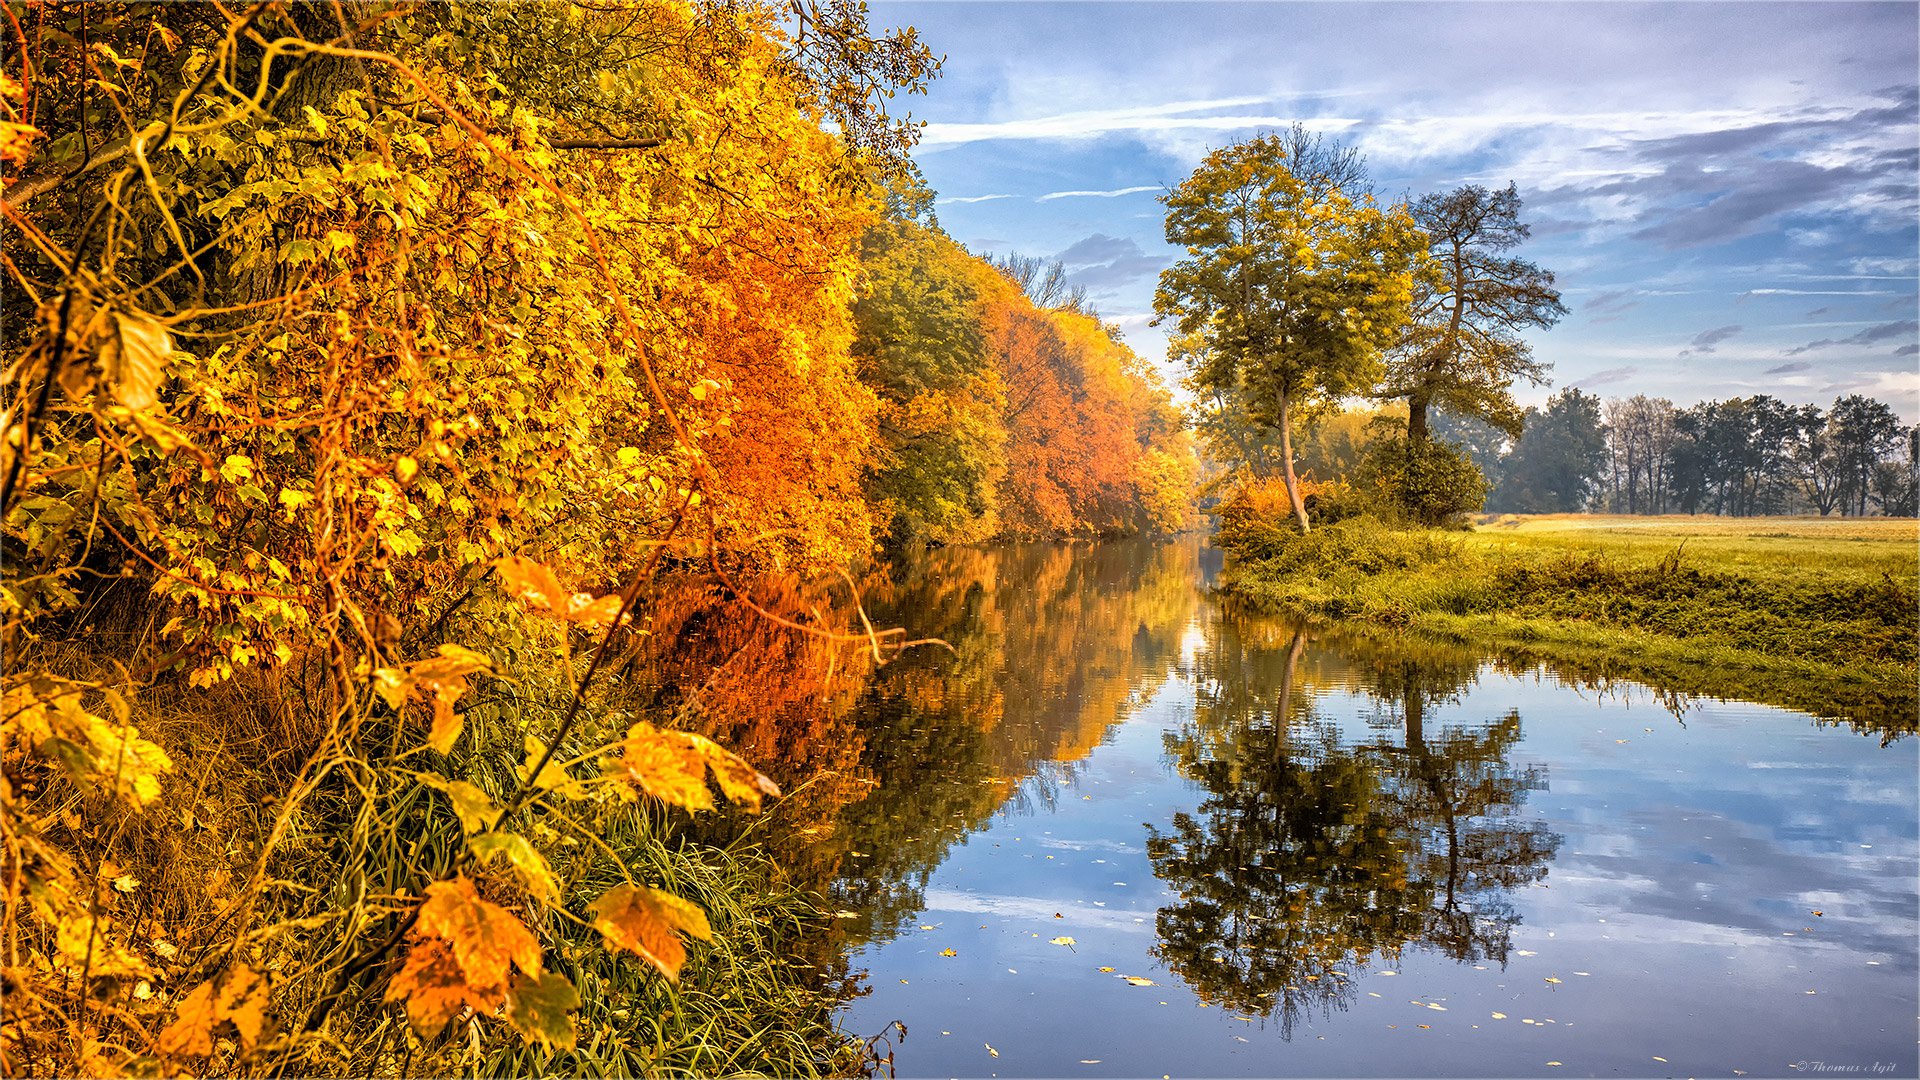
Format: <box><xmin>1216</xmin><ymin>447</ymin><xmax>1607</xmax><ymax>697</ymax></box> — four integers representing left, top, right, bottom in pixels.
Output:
<box><xmin>1213</xmin><ymin>525</ymin><xmax>1919</xmax><ymax>733</ymax></box>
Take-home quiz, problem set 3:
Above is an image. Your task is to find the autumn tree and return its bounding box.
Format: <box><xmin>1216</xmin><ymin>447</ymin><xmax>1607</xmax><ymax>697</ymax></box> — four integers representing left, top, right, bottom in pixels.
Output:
<box><xmin>852</xmin><ymin>176</ymin><xmax>1007</xmax><ymax>545</ymax></box>
<box><xmin>1382</xmin><ymin>183</ymin><xmax>1566</xmax><ymax>447</ymax></box>
<box><xmin>0</xmin><ymin>2</ymin><xmax>940</xmax><ymax>1073</ymax></box>
<box><xmin>1156</xmin><ymin>127</ymin><xmax>1423</xmax><ymax>532</ymax></box>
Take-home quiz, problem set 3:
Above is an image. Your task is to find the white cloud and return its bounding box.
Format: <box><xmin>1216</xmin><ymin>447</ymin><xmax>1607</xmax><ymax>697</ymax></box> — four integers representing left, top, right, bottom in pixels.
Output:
<box><xmin>1037</xmin><ymin>185</ymin><xmax>1161</xmax><ymax>201</ymax></box>
<box><xmin>937</xmin><ymin>193</ymin><xmax>1016</xmax><ymax>205</ymax></box>
<box><xmin>918</xmin><ymin>96</ymin><xmax>1315</xmax><ymax>148</ymax></box>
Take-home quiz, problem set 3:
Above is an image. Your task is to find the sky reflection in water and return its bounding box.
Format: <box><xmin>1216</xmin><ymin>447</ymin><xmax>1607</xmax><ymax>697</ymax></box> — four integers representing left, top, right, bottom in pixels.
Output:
<box><xmin>826</xmin><ymin>538</ymin><xmax>1916</xmax><ymax>1078</ymax></box>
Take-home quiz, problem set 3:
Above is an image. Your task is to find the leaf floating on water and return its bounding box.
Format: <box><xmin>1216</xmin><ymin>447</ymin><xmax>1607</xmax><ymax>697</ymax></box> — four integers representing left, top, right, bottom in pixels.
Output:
<box><xmin>1515</xmin><ymin>950</ymin><xmax>1537</xmax><ymax>957</ymax></box>
<box><xmin>1653</xmin><ymin>1057</ymin><xmax>1668</xmax><ymax>1063</ymax></box>
<box><xmin>1491</xmin><ymin>1012</ymin><xmax>1507</xmax><ymax>1019</ymax></box>
<box><xmin>1544</xmin><ymin>976</ymin><xmax>1563</xmax><ymax>985</ymax></box>
<box><xmin>985</xmin><ymin>1043</ymin><xmax>998</xmax><ymax>1058</ymax></box>
<box><xmin>1080</xmin><ymin>1061</ymin><xmax>1102</xmax><ymax>1065</ymax></box>
<box><xmin>1379</xmin><ymin>970</ymin><xmax>1397</xmax><ymax>976</ymax></box>
<box><xmin>1050</xmin><ymin>936</ymin><xmax>1078</xmax><ymax>948</ymax></box>
<box><xmin>1122</xmin><ymin>975</ymin><xmax>1155</xmax><ymax>986</ymax></box>
<box><xmin>1546</xmin><ymin>1062</ymin><xmax>1563</xmax><ymax>1068</ymax></box>
<box><xmin>1098</xmin><ymin>966</ymin><xmax>1115</xmax><ymax>973</ymax></box>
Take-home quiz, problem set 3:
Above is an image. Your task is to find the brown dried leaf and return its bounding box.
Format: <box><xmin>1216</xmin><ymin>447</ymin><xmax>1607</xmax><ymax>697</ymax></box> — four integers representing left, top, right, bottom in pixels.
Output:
<box><xmin>105</xmin><ymin>310</ymin><xmax>171</xmax><ymax>411</ymax></box>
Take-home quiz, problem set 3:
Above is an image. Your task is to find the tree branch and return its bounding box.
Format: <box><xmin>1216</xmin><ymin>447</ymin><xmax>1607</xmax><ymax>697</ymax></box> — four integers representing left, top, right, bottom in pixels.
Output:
<box><xmin>547</xmin><ymin>136</ymin><xmax>662</xmax><ymax>150</ymax></box>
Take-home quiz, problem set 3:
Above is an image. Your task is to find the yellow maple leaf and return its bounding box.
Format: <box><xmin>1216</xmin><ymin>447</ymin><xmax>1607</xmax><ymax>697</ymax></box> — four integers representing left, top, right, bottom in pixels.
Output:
<box><xmin>470</xmin><ymin>832</ymin><xmax>559</xmax><ymax>902</ymax></box>
<box><xmin>495</xmin><ymin>555</ymin><xmax>569</xmax><ymax>612</ymax></box>
<box><xmin>380</xmin><ymin>645</ymin><xmax>491</xmax><ymax>755</ymax></box>
<box><xmin>384</xmin><ymin>934</ymin><xmax>500</xmax><ymax>1038</ymax></box>
<box><xmin>610</xmin><ymin>721</ymin><xmax>779</xmax><ymax>812</ymax></box>
<box><xmin>588</xmin><ymin>882</ymin><xmax>712</xmax><ymax>982</ymax></box>
<box><xmin>415</xmin><ymin>875</ymin><xmax>541</xmax><ymax>988</ymax></box>
<box><xmin>154</xmin><ymin>965</ymin><xmax>268</xmax><ymax>1058</ymax></box>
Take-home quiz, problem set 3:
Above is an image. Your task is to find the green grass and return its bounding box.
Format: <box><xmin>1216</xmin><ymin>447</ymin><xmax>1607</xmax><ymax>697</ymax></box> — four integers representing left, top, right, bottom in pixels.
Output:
<box><xmin>1215</xmin><ymin>513</ymin><xmax>1919</xmax><ymax>731</ymax></box>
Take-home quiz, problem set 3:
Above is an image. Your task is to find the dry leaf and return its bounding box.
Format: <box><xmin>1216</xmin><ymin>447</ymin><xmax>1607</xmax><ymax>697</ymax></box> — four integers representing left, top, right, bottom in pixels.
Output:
<box><xmin>103</xmin><ymin>309</ymin><xmax>171</xmax><ymax>410</ymax></box>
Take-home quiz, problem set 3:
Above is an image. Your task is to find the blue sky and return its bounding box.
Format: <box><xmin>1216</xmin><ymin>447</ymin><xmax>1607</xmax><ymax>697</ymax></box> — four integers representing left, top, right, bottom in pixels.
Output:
<box><xmin>874</xmin><ymin>1</ymin><xmax>1920</xmax><ymax>421</ymax></box>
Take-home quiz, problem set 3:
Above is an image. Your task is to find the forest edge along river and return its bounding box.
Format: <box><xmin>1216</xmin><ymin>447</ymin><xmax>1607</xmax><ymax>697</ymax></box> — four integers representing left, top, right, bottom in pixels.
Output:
<box><xmin>669</xmin><ymin>537</ymin><xmax>1917</xmax><ymax>1078</ymax></box>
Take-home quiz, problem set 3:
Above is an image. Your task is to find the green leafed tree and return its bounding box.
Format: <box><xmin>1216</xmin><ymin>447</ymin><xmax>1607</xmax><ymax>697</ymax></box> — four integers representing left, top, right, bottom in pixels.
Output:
<box><xmin>1488</xmin><ymin>388</ymin><xmax>1609</xmax><ymax>513</ymax></box>
<box><xmin>851</xmin><ymin>176</ymin><xmax>1008</xmax><ymax>545</ymax></box>
<box><xmin>1156</xmin><ymin>127</ymin><xmax>1424</xmax><ymax>532</ymax></box>
<box><xmin>1383</xmin><ymin>183</ymin><xmax>1566</xmax><ymax>447</ymax></box>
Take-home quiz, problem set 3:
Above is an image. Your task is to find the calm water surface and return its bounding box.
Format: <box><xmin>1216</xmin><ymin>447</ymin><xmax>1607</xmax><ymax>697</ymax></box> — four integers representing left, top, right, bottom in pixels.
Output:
<box><xmin>740</xmin><ymin>538</ymin><xmax>1916</xmax><ymax>1078</ymax></box>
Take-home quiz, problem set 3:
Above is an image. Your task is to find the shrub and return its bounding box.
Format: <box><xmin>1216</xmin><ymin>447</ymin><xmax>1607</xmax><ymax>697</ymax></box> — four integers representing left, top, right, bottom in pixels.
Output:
<box><xmin>1360</xmin><ymin>438</ymin><xmax>1489</xmax><ymax>526</ymax></box>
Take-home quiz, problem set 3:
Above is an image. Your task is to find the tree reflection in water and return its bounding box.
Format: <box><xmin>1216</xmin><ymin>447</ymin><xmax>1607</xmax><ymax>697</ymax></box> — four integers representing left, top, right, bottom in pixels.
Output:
<box><xmin>1149</xmin><ymin>620</ymin><xmax>1560</xmax><ymax>1035</ymax></box>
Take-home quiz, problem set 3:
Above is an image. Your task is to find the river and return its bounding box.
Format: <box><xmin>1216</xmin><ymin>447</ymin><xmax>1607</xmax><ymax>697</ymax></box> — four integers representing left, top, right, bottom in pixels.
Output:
<box><xmin>675</xmin><ymin>537</ymin><xmax>1917</xmax><ymax>1077</ymax></box>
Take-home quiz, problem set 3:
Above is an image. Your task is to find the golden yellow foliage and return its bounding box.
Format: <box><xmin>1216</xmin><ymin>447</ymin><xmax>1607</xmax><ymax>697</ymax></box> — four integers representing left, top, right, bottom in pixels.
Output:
<box><xmin>589</xmin><ymin>882</ymin><xmax>714</xmax><ymax>982</ymax></box>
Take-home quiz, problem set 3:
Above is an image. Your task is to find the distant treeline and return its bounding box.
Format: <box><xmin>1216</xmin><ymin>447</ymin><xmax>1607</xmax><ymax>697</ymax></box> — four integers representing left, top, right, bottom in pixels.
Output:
<box><xmin>1429</xmin><ymin>389</ymin><xmax>1919</xmax><ymax>517</ymax></box>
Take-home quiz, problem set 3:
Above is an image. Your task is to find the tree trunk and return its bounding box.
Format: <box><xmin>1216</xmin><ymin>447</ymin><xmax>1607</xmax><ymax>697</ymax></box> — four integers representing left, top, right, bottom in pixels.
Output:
<box><xmin>1408</xmin><ymin>390</ymin><xmax>1431</xmax><ymax>448</ymax></box>
<box><xmin>1276</xmin><ymin>388</ymin><xmax>1311</xmax><ymax>533</ymax></box>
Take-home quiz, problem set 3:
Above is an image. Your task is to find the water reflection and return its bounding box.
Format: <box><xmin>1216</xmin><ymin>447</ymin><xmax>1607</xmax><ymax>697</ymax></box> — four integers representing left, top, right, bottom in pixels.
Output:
<box><xmin>1150</xmin><ymin>621</ymin><xmax>1560</xmax><ymax>1034</ymax></box>
<box><xmin>630</xmin><ymin>537</ymin><xmax>1914</xmax><ymax>1075</ymax></box>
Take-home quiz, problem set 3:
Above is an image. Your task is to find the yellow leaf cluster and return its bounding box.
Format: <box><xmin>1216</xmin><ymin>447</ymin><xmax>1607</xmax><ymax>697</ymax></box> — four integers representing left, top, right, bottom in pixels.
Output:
<box><xmin>2</xmin><ymin>678</ymin><xmax>172</xmax><ymax>809</ymax></box>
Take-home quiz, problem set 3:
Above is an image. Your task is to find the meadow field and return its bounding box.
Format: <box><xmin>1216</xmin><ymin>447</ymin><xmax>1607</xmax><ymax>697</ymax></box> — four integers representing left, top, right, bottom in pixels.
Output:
<box><xmin>1216</xmin><ymin>513</ymin><xmax>1919</xmax><ymax>729</ymax></box>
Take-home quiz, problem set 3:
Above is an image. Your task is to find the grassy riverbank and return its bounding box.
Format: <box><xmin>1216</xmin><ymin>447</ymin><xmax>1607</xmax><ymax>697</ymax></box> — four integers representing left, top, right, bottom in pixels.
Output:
<box><xmin>1214</xmin><ymin>513</ymin><xmax>1919</xmax><ymax>728</ymax></box>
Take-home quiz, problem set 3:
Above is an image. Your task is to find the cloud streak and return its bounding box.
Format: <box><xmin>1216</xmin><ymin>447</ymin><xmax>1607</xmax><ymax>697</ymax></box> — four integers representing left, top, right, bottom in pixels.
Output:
<box><xmin>1037</xmin><ymin>185</ymin><xmax>1162</xmax><ymax>201</ymax></box>
<box><xmin>918</xmin><ymin>96</ymin><xmax>1310</xmax><ymax>147</ymax></box>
